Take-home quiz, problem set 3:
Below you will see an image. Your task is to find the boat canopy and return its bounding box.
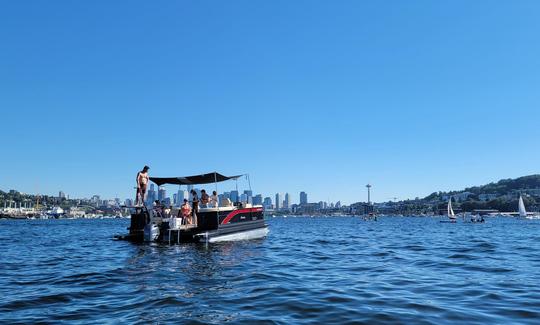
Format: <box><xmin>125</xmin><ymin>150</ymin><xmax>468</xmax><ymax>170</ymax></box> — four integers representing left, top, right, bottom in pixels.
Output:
<box><xmin>150</xmin><ymin>172</ymin><xmax>243</xmax><ymax>186</ymax></box>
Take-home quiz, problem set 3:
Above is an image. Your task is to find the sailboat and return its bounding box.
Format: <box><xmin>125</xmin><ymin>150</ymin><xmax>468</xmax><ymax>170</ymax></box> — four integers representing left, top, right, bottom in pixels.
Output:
<box><xmin>440</xmin><ymin>198</ymin><xmax>457</xmax><ymax>223</ymax></box>
<box><xmin>518</xmin><ymin>195</ymin><xmax>527</xmax><ymax>218</ymax></box>
<box><xmin>518</xmin><ymin>195</ymin><xmax>540</xmax><ymax>219</ymax></box>
<box><xmin>448</xmin><ymin>198</ymin><xmax>457</xmax><ymax>222</ymax></box>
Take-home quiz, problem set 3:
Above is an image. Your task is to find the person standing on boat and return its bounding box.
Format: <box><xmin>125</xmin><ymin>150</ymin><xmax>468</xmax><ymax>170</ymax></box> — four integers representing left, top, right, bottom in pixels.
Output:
<box><xmin>135</xmin><ymin>165</ymin><xmax>150</xmax><ymax>206</ymax></box>
<box><xmin>200</xmin><ymin>189</ymin><xmax>209</xmax><ymax>208</ymax></box>
<box><xmin>190</xmin><ymin>189</ymin><xmax>199</xmax><ymax>219</ymax></box>
<box><xmin>210</xmin><ymin>191</ymin><xmax>219</xmax><ymax>208</ymax></box>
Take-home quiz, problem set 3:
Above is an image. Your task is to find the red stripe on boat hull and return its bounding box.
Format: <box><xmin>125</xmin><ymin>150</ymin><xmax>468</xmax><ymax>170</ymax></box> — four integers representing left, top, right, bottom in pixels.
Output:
<box><xmin>221</xmin><ymin>208</ymin><xmax>263</xmax><ymax>225</ymax></box>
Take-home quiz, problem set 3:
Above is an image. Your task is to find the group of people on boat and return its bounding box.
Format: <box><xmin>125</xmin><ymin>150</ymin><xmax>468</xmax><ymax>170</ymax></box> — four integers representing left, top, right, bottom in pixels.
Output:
<box><xmin>135</xmin><ymin>165</ymin><xmax>220</xmax><ymax>226</ymax></box>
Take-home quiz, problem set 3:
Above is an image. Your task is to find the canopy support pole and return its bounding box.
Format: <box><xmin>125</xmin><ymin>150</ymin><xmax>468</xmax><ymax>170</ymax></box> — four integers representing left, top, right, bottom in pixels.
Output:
<box><xmin>214</xmin><ymin>172</ymin><xmax>219</xmax><ymax>212</ymax></box>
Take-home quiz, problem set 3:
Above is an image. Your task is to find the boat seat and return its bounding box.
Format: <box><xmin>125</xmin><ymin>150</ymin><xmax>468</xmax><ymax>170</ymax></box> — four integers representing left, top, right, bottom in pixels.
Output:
<box><xmin>220</xmin><ymin>198</ymin><xmax>233</xmax><ymax>207</ymax></box>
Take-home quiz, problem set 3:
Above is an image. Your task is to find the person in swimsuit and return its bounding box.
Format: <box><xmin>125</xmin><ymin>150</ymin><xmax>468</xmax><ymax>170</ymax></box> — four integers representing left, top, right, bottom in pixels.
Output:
<box><xmin>190</xmin><ymin>189</ymin><xmax>199</xmax><ymax>219</ymax></box>
<box><xmin>136</xmin><ymin>165</ymin><xmax>150</xmax><ymax>206</ymax></box>
<box><xmin>180</xmin><ymin>199</ymin><xmax>192</xmax><ymax>224</ymax></box>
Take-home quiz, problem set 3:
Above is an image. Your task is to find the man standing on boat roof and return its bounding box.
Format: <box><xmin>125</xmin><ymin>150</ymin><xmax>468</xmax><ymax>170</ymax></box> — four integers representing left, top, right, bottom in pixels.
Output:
<box><xmin>136</xmin><ymin>165</ymin><xmax>150</xmax><ymax>206</ymax></box>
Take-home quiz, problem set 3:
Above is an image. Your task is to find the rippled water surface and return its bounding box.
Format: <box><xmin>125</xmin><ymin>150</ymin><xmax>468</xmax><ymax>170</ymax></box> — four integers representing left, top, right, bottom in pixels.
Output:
<box><xmin>1</xmin><ymin>216</ymin><xmax>540</xmax><ymax>324</ymax></box>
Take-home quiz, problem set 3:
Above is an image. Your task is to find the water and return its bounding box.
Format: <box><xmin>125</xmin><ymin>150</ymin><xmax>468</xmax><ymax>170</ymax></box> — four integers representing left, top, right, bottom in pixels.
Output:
<box><xmin>1</xmin><ymin>216</ymin><xmax>540</xmax><ymax>324</ymax></box>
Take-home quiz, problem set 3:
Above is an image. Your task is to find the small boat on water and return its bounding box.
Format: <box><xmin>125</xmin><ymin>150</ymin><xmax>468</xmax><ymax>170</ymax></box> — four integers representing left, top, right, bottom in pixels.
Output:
<box><xmin>519</xmin><ymin>195</ymin><xmax>527</xmax><ymax>218</ymax></box>
<box><xmin>116</xmin><ymin>172</ymin><xmax>269</xmax><ymax>244</ymax></box>
<box><xmin>440</xmin><ymin>198</ymin><xmax>457</xmax><ymax>223</ymax></box>
<box><xmin>519</xmin><ymin>195</ymin><xmax>540</xmax><ymax>219</ymax></box>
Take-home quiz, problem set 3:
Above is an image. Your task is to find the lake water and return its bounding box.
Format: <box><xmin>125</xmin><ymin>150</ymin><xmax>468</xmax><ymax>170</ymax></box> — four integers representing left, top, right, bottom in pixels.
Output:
<box><xmin>1</xmin><ymin>216</ymin><xmax>540</xmax><ymax>324</ymax></box>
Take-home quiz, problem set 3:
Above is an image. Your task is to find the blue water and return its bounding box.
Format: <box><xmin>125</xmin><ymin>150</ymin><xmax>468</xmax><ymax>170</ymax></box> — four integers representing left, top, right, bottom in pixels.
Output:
<box><xmin>1</xmin><ymin>216</ymin><xmax>540</xmax><ymax>324</ymax></box>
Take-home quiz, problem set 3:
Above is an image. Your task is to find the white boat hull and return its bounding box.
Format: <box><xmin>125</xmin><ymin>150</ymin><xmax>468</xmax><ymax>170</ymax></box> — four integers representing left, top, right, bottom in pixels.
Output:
<box><xmin>200</xmin><ymin>227</ymin><xmax>269</xmax><ymax>243</ymax></box>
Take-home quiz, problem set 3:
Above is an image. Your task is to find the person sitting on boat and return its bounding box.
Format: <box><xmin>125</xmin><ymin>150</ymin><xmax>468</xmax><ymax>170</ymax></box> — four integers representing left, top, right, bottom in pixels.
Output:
<box><xmin>163</xmin><ymin>205</ymin><xmax>172</xmax><ymax>218</ymax></box>
<box><xmin>180</xmin><ymin>199</ymin><xmax>192</xmax><ymax>224</ymax></box>
<box><xmin>210</xmin><ymin>191</ymin><xmax>218</xmax><ymax>208</ymax></box>
<box><xmin>135</xmin><ymin>165</ymin><xmax>150</xmax><ymax>206</ymax></box>
<box><xmin>190</xmin><ymin>189</ymin><xmax>199</xmax><ymax>218</ymax></box>
<box><xmin>200</xmin><ymin>189</ymin><xmax>209</xmax><ymax>207</ymax></box>
<box><xmin>153</xmin><ymin>200</ymin><xmax>163</xmax><ymax>218</ymax></box>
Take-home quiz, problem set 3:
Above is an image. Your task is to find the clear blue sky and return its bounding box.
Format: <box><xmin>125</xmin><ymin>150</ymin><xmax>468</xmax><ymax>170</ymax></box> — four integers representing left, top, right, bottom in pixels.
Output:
<box><xmin>2</xmin><ymin>1</ymin><xmax>540</xmax><ymax>204</ymax></box>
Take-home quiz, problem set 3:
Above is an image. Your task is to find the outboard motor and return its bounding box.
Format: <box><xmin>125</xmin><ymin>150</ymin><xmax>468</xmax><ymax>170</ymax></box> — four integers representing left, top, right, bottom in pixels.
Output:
<box><xmin>144</xmin><ymin>223</ymin><xmax>160</xmax><ymax>242</ymax></box>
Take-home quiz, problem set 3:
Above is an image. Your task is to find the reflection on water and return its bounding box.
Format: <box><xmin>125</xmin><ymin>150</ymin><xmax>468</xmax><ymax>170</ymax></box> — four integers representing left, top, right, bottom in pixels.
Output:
<box><xmin>1</xmin><ymin>217</ymin><xmax>540</xmax><ymax>324</ymax></box>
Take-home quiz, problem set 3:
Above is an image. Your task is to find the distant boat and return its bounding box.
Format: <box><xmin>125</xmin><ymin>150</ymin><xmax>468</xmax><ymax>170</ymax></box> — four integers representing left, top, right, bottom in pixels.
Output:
<box><xmin>519</xmin><ymin>195</ymin><xmax>540</xmax><ymax>219</ymax></box>
<box><xmin>441</xmin><ymin>198</ymin><xmax>457</xmax><ymax>223</ymax></box>
<box><xmin>519</xmin><ymin>195</ymin><xmax>527</xmax><ymax>218</ymax></box>
<box><xmin>448</xmin><ymin>198</ymin><xmax>456</xmax><ymax>221</ymax></box>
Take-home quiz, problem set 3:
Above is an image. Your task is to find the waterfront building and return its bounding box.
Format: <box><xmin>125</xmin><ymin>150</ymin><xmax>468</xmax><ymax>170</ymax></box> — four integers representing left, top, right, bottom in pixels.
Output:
<box><xmin>91</xmin><ymin>195</ymin><xmax>100</xmax><ymax>207</ymax></box>
<box><xmin>163</xmin><ymin>197</ymin><xmax>172</xmax><ymax>206</ymax></box>
<box><xmin>275</xmin><ymin>193</ymin><xmax>282</xmax><ymax>210</ymax></box>
<box><xmin>284</xmin><ymin>193</ymin><xmax>291</xmax><ymax>209</ymax></box>
<box><xmin>158</xmin><ymin>186</ymin><xmax>166</xmax><ymax>202</ymax></box>
<box><xmin>263</xmin><ymin>197</ymin><xmax>272</xmax><ymax>209</ymax></box>
<box><xmin>253</xmin><ymin>194</ymin><xmax>263</xmax><ymax>205</ymax></box>
<box><xmin>240</xmin><ymin>193</ymin><xmax>248</xmax><ymax>203</ymax></box>
<box><xmin>146</xmin><ymin>185</ymin><xmax>156</xmax><ymax>206</ymax></box>
<box><xmin>244</xmin><ymin>190</ymin><xmax>253</xmax><ymax>204</ymax></box>
<box><xmin>300</xmin><ymin>191</ymin><xmax>308</xmax><ymax>205</ymax></box>
<box><xmin>230</xmin><ymin>190</ymin><xmax>239</xmax><ymax>203</ymax></box>
<box><xmin>176</xmin><ymin>189</ymin><xmax>188</xmax><ymax>206</ymax></box>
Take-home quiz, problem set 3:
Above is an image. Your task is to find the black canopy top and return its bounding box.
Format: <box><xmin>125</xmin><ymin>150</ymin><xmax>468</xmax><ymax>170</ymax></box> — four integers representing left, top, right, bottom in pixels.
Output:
<box><xmin>150</xmin><ymin>172</ymin><xmax>243</xmax><ymax>186</ymax></box>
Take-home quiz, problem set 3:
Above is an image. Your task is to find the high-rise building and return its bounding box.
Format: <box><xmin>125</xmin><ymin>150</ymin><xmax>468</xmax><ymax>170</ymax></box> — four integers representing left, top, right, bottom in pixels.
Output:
<box><xmin>244</xmin><ymin>190</ymin><xmax>253</xmax><ymax>204</ymax></box>
<box><xmin>300</xmin><ymin>192</ymin><xmax>308</xmax><ymax>205</ymax></box>
<box><xmin>253</xmin><ymin>194</ymin><xmax>263</xmax><ymax>205</ymax></box>
<box><xmin>158</xmin><ymin>186</ymin><xmax>166</xmax><ymax>202</ymax></box>
<box><xmin>230</xmin><ymin>190</ymin><xmax>239</xmax><ymax>203</ymax></box>
<box><xmin>177</xmin><ymin>189</ymin><xmax>188</xmax><ymax>206</ymax></box>
<box><xmin>240</xmin><ymin>193</ymin><xmax>248</xmax><ymax>203</ymax></box>
<box><xmin>146</xmin><ymin>185</ymin><xmax>156</xmax><ymax>206</ymax></box>
<box><xmin>284</xmin><ymin>193</ymin><xmax>291</xmax><ymax>209</ymax></box>
<box><xmin>275</xmin><ymin>193</ymin><xmax>282</xmax><ymax>210</ymax></box>
<box><xmin>263</xmin><ymin>197</ymin><xmax>272</xmax><ymax>209</ymax></box>
<box><xmin>58</xmin><ymin>191</ymin><xmax>66</xmax><ymax>199</ymax></box>
<box><xmin>173</xmin><ymin>193</ymin><xmax>178</xmax><ymax>205</ymax></box>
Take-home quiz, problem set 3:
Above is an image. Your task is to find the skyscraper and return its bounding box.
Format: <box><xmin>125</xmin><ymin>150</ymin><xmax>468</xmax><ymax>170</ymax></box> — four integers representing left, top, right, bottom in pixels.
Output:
<box><xmin>158</xmin><ymin>186</ymin><xmax>166</xmax><ymax>202</ymax></box>
<box><xmin>253</xmin><ymin>194</ymin><xmax>263</xmax><ymax>205</ymax></box>
<box><xmin>230</xmin><ymin>190</ymin><xmax>239</xmax><ymax>203</ymax></box>
<box><xmin>263</xmin><ymin>197</ymin><xmax>272</xmax><ymax>209</ymax></box>
<box><xmin>176</xmin><ymin>189</ymin><xmax>188</xmax><ymax>206</ymax></box>
<box><xmin>240</xmin><ymin>193</ymin><xmax>248</xmax><ymax>203</ymax></box>
<box><xmin>244</xmin><ymin>190</ymin><xmax>253</xmax><ymax>204</ymax></box>
<box><xmin>300</xmin><ymin>191</ymin><xmax>308</xmax><ymax>205</ymax></box>
<box><xmin>275</xmin><ymin>193</ymin><xmax>282</xmax><ymax>210</ymax></box>
<box><xmin>284</xmin><ymin>193</ymin><xmax>291</xmax><ymax>209</ymax></box>
<box><xmin>146</xmin><ymin>184</ymin><xmax>156</xmax><ymax>206</ymax></box>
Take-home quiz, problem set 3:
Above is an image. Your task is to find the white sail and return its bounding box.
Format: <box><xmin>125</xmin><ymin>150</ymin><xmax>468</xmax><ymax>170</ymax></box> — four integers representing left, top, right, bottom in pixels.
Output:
<box><xmin>519</xmin><ymin>195</ymin><xmax>527</xmax><ymax>218</ymax></box>
<box><xmin>448</xmin><ymin>198</ymin><xmax>456</xmax><ymax>219</ymax></box>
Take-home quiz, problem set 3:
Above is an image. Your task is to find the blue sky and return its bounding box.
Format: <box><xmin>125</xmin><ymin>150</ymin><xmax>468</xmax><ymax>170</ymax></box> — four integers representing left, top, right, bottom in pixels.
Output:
<box><xmin>1</xmin><ymin>1</ymin><xmax>540</xmax><ymax>204</ymax></box>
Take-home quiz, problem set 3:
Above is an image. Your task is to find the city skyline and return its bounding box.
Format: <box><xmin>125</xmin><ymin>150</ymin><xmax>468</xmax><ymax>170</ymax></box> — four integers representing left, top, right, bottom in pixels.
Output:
<box><xmin>2</xmin><ymin>2</ymin><xmax>540</xmax><ymax>203</ymax></box>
